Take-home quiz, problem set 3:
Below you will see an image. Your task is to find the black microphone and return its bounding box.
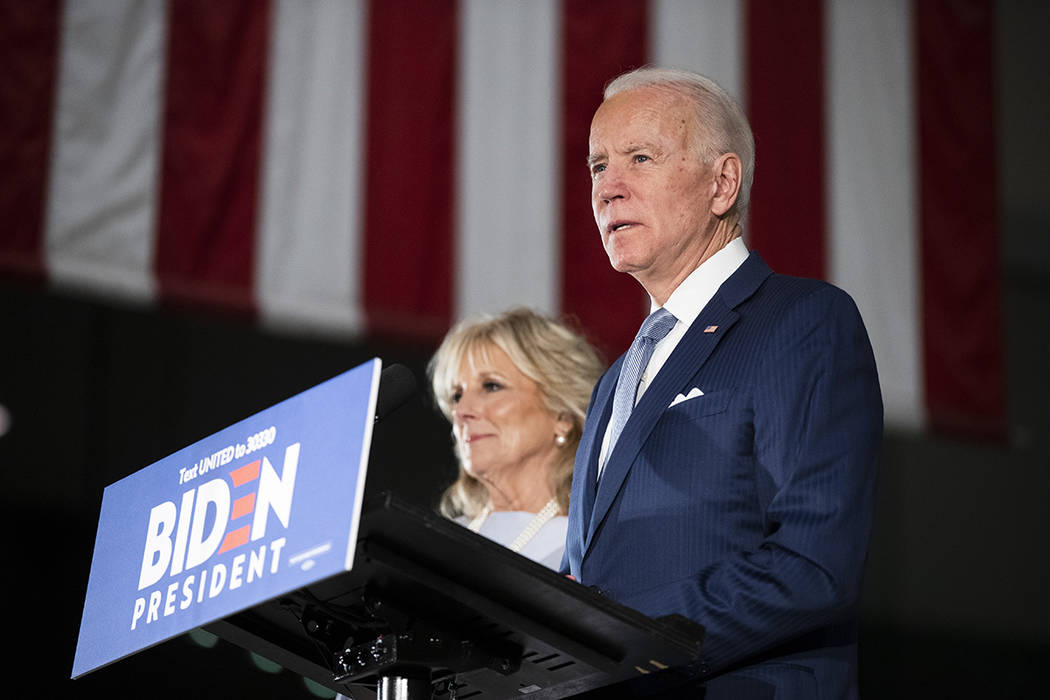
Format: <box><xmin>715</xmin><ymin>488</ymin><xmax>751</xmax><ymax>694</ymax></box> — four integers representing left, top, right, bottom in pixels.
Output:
<box><xmin>374</xmin><ymin>363</ymin><xmax>418</xmax><ymax>423</ymax></box>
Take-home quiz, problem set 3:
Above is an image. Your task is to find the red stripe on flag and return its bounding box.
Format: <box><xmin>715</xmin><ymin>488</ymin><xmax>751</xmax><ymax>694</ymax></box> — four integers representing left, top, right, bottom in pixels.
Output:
<box><xmin>561</xmin><ymin>0</ymin><xmax>651</xmax><ymax>360</ymax></box>
<box><xmin>362</xmin><ymin>0</ymin><xmax>457</xmax><ymax>341</ymax></box>
<box><xmin>745</xmin><ymin>0</ymin><xmax>826</xmax><ymax>280</ymax></box>
<box><xmin>0</xmin><ymin>0</ymin><xmax>61</xmax><ymax>282</ymax></box>
<box><xmin>230</xmin><ymin>460</ymin><xmax>261</xmax><ymax>487</ymax></box>
<box><xmin>155</xmin><ymin>0</ymin><xmax>270</xmax><ymax>312</ymax></box>
<box><xmin>218</xmin><ymin>525</ymin><xmax>251</xmax><ymax>554</ymax></box>
<box><xmin>917</xmin><ymin>0</ymin><xmax>1006</xmax><ymax>440</ymax></box>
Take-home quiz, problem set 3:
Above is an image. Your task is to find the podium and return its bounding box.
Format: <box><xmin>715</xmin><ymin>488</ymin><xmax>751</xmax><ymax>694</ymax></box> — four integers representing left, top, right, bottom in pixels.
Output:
<box><xmin>71</xmin><ymin>360</ymin><xmax>705</xmax><ymax>697</ymax></box>
<box><xmin>205</xmin><ymin>491</ymin><xmax>706</xmax><ymax>699</ymax></box>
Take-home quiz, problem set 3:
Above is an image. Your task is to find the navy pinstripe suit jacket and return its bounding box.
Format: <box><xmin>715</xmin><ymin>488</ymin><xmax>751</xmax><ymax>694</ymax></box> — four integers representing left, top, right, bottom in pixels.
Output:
<box><xmin>563</xmin><ymin>252</ymin><xmax>882</xmax><ymax>699</ymax></box>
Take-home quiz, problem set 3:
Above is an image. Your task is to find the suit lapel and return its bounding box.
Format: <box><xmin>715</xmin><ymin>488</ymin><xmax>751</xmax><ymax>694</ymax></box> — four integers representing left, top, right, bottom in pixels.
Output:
<box><xmin>577</xmin><ymin>361</ymin><xmax>618</xmax><ymax>520</ymax></box>
<box><xmin>583</xmin><ymin>252</ymin><xmax>775</xmax><ymax>556</ymax></box>
<box><xmin>567</xmin><ymin>358</ymin><xmax>619</xmax><ymax>563</ymax></box>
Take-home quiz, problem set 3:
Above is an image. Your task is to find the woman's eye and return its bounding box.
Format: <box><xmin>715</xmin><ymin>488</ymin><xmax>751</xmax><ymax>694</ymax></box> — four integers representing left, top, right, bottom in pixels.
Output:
<box><xmin>450</xmin><ymin>390</ymin><xmax>462</xmax><ymax>403</ymax></box>
<box><xmin>483</xmin><ymin>381</ymin><xmax>503</xmax><ymax>392</ymax></box>
<box><xmin>633</xmin><ymin>154</ymin><xmax>649</xmax><ymax>163</ymax></box>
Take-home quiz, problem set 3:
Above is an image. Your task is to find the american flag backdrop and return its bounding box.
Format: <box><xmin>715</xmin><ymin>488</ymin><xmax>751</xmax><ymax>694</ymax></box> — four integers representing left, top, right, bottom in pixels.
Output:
<box><xmin>0</xmin><ymin>0</ymin><xmax>1005</xmax><ymax>439</ymax></box>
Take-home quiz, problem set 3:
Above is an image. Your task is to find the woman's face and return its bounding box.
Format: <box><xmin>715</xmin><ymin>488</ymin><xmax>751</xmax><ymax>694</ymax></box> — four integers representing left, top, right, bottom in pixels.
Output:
<box><xmin>450</xmin><ymin>344</ymin><xmax>567</xmax><ymax>489</ymax></box>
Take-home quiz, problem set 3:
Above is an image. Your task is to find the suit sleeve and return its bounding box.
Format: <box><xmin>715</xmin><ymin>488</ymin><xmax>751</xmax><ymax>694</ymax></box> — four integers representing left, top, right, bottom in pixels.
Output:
<box><xmin>639</xmin><ymin>285</ymin><xmax>883</xmax><ymax>674</ymax></box>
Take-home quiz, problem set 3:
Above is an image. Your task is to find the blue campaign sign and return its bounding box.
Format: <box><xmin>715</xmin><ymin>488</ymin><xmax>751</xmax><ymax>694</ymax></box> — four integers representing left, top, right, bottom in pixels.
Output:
<box><xmin>72</xmin><ymin>358</ymin><xmax>382</xmax><ymax>678</ymax></box>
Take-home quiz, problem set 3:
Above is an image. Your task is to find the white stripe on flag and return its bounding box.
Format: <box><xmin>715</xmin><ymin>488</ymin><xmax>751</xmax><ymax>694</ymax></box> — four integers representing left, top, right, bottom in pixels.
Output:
<box><xmin>455</xmin><ymin>0</ymin><xmax>561</xmax><ymax>320</ymax></box>
<box><xmin>256</xmin><ymin>0</ymin><xmax>366</xmax><ymax>336</ymax></box>
<box><xmin>650</xmin><ymin>0</ymin><xmax>744</xmax><ymax>102</ymax></box>
<box><xmin>45</xmin><ymin>0</ymin><xmax>165</xmax><ymax>302</ymax></box>
<box><xmin>826</xmin><ymin>0</ymin><xmax>923</xmax><ymax>430</ymax></box>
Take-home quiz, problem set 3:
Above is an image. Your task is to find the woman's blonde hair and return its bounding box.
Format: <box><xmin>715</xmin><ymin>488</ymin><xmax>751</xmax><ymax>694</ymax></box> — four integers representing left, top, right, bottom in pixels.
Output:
<box><xmin>428</xmin><ymin>308</ymin><xmax>604</xmax><ymax>518</ymax></box>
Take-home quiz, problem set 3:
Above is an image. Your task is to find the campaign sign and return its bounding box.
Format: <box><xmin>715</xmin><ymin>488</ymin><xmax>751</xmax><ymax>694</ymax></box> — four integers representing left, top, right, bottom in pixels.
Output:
<box><xmin>72</xmin><ymin>358</ymin><xmax>382</xmax><ymax>678</ymax></box>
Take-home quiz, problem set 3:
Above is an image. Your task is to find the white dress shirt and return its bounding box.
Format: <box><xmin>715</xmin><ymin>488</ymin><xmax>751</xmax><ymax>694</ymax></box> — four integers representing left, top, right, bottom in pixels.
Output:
<box><xmin>598</xmin><ymin>237</ymin><xmax>749</xmax><ymax>469</ymax></box>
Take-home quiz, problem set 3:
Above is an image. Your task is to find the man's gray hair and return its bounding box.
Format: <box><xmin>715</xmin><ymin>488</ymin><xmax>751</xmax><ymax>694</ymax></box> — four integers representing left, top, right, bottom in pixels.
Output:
<box><xmin>604</xmin><ymin>66</ymin><xmax>755</xmax><ymax>216</ymax></box>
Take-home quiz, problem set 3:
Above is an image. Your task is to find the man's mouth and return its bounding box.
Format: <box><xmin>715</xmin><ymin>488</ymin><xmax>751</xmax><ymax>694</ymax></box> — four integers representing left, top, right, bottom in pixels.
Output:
<box><xmin>608</xmin><ymin>221</ymin><xmax>636</xmax><ymax>233</ymax></box>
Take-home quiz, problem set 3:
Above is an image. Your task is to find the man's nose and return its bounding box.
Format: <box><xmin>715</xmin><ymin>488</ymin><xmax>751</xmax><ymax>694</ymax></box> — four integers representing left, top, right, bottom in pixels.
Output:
<box><xmin>596</xmin><ymin>169</ymin><xmax>628</xmax><ymax>203</ymax></box>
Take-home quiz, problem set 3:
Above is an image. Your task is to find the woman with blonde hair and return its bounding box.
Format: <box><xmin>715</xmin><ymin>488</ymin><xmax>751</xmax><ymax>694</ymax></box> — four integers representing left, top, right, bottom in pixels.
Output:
<box><xmin>429</xmin><ymin>308</ymin><xmax>603</xmax><ymax>569</ymax></box>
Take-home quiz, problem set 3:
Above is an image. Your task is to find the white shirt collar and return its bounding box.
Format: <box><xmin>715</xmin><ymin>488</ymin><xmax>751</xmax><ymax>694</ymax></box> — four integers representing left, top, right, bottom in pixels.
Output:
<box><xmin>652</xmin><ymin>236</ymin><xmax>749</xmax><ymax>327</ymax></box>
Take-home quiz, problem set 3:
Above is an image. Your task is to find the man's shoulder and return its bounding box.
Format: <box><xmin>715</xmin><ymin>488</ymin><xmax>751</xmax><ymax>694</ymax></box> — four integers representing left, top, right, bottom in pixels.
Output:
<box><xmin>718</xmin><ymin>251</ymin><xmax>854</xmax><ymax>312</ymax></box>
<box><xmin>757</xmin><ymin>270</ymin><xmax>858</xmax><ymax>310</ymax></box>
<box><xmin>733</xmin><ymin>272</ymin><xmax>866</xmax><ymax>337</ymax></box>
<box><xmin>751</xmin><ymin>270</ymin><xmax>839</xmax><ymax>304</ymax></box>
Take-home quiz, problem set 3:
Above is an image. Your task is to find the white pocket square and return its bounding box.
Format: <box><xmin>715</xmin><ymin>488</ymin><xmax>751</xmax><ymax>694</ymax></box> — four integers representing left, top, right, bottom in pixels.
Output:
<box><xmin>669</xmin><ymin>387</ymin><xmax>705</xmax><ymax>407</ymax></box>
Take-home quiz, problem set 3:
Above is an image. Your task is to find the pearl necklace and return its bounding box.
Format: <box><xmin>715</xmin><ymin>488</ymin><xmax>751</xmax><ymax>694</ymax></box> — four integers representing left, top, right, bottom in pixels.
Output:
<box><xmin>467</xmin><ymin>497</ymin><xmax>560</xmax><ymax>553</ymax></box>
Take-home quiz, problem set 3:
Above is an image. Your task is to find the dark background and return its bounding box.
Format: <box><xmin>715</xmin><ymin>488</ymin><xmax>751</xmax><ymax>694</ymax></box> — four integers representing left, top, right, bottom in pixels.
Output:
<box><xmin>3</xmin><ymin>3</ymin><xmax>1049</xmax><ymax>698</ymax></box>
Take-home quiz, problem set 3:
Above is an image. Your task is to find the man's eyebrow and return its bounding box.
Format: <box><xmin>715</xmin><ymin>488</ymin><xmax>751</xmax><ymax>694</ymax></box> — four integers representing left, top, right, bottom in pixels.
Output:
<box><xmin>621</xmin><ymin>142</ymin><xmax>660</xmax><ymax>156</ymax></box>
<box><xmin>587</xmin><ymin>143</ymin><xmax>662</xmax><ymax>168</ymax></box>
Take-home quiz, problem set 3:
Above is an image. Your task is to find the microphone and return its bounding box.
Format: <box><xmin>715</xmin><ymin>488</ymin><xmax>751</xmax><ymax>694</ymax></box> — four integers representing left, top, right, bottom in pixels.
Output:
<box><xmin>374</xmin><ymin>363</ymin><xmax>418</xmax><ymax>423</ymax></box>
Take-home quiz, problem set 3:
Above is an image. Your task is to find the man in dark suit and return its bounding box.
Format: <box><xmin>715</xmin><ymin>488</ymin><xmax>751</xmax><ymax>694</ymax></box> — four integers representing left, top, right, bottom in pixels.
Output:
<box><xmin>563</xmin><ymin>67</ymin><xmax>882</xmax><ymax>699</ymax></box>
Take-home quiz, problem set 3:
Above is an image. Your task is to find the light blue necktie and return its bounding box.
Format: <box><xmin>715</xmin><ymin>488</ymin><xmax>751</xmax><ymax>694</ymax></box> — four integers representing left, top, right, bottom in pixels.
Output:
<box><xmin>599</xmin><ymin>307</ymin><xmax>677</xmax><ymax>480</ymax></box>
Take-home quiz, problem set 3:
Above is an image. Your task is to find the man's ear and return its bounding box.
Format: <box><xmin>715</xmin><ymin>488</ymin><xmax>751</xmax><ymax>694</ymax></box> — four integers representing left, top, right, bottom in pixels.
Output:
<box><xmin>711</xmin><ymin>152</ymin><xmax>742</xmax><ymax>217</ymax></box>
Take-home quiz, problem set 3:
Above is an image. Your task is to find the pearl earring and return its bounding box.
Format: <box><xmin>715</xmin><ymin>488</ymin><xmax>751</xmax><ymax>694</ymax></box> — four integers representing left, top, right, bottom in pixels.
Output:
<box><xmin>555</xmin><ymin>434</ymin><xmax>567</xmax><ymax>447</ymax></box>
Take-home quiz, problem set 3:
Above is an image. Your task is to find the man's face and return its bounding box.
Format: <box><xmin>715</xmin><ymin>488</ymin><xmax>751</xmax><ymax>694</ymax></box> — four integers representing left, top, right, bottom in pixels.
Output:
<box><xmin>588</xmin><ymin>87</ymin><xmax>716</xmax><ymax>295</ymax></box>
